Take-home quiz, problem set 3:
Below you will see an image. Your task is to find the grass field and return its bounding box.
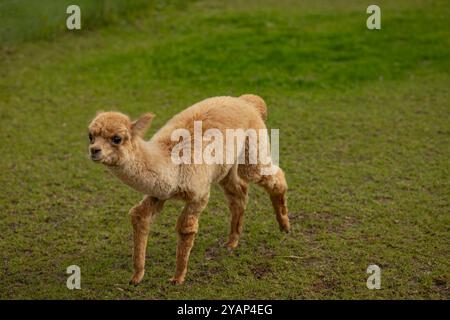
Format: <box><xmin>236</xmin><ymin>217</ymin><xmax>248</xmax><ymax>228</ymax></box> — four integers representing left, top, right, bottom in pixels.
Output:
<box><xmin>0</xmin><ymin>0</ymin><xmax>449</xmax><ymax>299</ymax></box>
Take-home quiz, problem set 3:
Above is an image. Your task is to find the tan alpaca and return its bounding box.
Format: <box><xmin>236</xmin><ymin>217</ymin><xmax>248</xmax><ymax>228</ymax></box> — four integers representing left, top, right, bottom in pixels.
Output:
<box><xmin>88</xmin><ymin>94</ymin><xmax>290</xmax><ymax>285</ymax></box>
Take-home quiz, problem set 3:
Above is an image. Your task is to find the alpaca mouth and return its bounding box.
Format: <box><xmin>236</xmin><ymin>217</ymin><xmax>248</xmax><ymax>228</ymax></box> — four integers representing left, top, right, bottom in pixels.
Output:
<box><xmin>91</xmin><ymin>155</ymin><xmax>116</xmax><ymax>166</ymax></box>
<box><xmin>90</xmin><ymin>155</ymin><xmax>103</xmax><ymax>162</ymax></box>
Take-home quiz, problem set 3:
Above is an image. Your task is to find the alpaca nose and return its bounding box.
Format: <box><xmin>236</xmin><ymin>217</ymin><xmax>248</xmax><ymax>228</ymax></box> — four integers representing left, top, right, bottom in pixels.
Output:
<box><xmin>90</xmin><ymin>147</ymin><xmax>101</xmax><ymax>155</ymax></box>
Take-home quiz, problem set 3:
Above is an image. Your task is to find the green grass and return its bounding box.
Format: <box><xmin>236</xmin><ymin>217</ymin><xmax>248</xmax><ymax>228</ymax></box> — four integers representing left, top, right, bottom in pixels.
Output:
<box><xmin>0</xmin><ymin>0</ymin><xmax>449</xmax><ymax>299</ymax></box>
<box><xmin>0</xmin><ymin>0</ymin><xmax>156</xmax><ymax>44</ymax></box>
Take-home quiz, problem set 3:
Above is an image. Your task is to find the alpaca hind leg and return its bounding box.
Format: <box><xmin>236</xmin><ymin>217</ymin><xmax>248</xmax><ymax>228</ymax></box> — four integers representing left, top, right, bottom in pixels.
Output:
<box><xmin>256</xmin><ymin>166</ymin><xmax>290</xmax><ymax>233</ymax></box>
<box><xmin>220</xmin><ymin>169</ymin><xmax>249</xmax><ymax>249</ymax></box>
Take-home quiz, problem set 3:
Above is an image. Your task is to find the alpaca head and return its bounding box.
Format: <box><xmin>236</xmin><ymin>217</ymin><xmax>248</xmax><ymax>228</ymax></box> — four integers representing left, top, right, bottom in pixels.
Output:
<box><xmin>88</xmin><ymin>111</ymin><xmax>154</xmax><ymax>166</ymax></box>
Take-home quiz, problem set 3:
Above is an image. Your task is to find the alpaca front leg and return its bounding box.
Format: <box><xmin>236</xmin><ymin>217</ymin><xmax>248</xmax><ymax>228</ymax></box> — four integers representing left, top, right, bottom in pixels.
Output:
<box><xmin>170</xmin><ymin>195</ymin><xmax>209</xmax><ymax>284</ymax></box>
<box><xmin>129</xmin><ymin>213</ymin><xmax>150</xmax><ymax>285</ymax></box>
<box><xmin>129</xmin><ymin>196</ymin><xmax>164</xmax><ymax>285</ymax></box>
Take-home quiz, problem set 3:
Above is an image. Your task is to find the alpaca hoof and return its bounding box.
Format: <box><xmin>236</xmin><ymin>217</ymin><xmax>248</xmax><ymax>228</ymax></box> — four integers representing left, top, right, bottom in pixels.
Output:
<box><xmin>169</xmin><ymin>277</ymin><xmax>185</xmax><ymax>285</ymax></box>
<box><xmin>279</xmin><ymin>216</ymin><xmax>291</xmax><ymax>233</ymax></box>
<box><xmin>224</xmin><ymin>240</ymin><xmax>239</xmax><ymax>250</ymax></box>
<box><xmin>129</xmin><ymin>271</ymin><xmax>144</xmax><ymax>285</ymax></box>
<box><xmin>280</xmin><ymin>224</ymin><xmax>291</xmax><ymax>233</ymax></box>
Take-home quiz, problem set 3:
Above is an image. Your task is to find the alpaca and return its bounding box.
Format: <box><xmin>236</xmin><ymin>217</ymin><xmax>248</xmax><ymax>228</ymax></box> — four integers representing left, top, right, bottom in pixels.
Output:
<box><xmin>88</xmin><ymin>94</ymin><xmax>290</xmax><ymax>285</ymax></box>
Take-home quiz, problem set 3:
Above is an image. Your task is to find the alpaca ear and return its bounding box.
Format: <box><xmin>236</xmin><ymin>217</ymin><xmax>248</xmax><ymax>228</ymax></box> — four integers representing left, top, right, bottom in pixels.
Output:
<box><xmin>131</xmin><ymin>113</ymin><xmax>154</xmax><ymax>137</ymax></box>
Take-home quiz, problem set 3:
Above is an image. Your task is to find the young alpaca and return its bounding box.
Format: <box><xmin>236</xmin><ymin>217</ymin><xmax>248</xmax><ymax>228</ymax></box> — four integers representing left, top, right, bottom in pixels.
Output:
<box><xmin>88</xmin><ymin>94</ymin><xmax>290</xmax><ymax>285</ymax></box>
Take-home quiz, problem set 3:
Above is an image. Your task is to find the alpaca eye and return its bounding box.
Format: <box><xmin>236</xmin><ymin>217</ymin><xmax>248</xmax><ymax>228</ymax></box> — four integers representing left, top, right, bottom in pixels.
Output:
<box><xmin>88</xmin><ymin>133</ymin><xmax>94</xmax><ymax>144</ymax></box>
<box><xmin>112</xmin><ymin>135</ymin><xmax>122</xmax><ymax>144</ymax></box>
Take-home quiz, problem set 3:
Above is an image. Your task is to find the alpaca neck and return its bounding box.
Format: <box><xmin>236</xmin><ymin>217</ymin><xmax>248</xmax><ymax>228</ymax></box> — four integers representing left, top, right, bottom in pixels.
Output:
<box><xmin>109</xmin><ymin>138</ymin><xmax>176</xmax><ymax>198</ymax></box>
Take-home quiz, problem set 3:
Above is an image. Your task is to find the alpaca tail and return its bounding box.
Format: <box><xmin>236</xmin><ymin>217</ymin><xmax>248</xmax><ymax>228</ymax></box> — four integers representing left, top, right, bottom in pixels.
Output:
<box><xmin>239</xmin><ymin>94</ymin><xmax>267</xmax><ymax>121</ymax></box>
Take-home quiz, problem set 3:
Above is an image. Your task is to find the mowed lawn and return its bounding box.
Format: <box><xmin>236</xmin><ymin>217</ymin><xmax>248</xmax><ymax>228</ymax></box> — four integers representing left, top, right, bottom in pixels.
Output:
<box><xmin>0</xmin><ymin>0</ymin><xmax>449</xmax><ymax>299</ymax></box>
